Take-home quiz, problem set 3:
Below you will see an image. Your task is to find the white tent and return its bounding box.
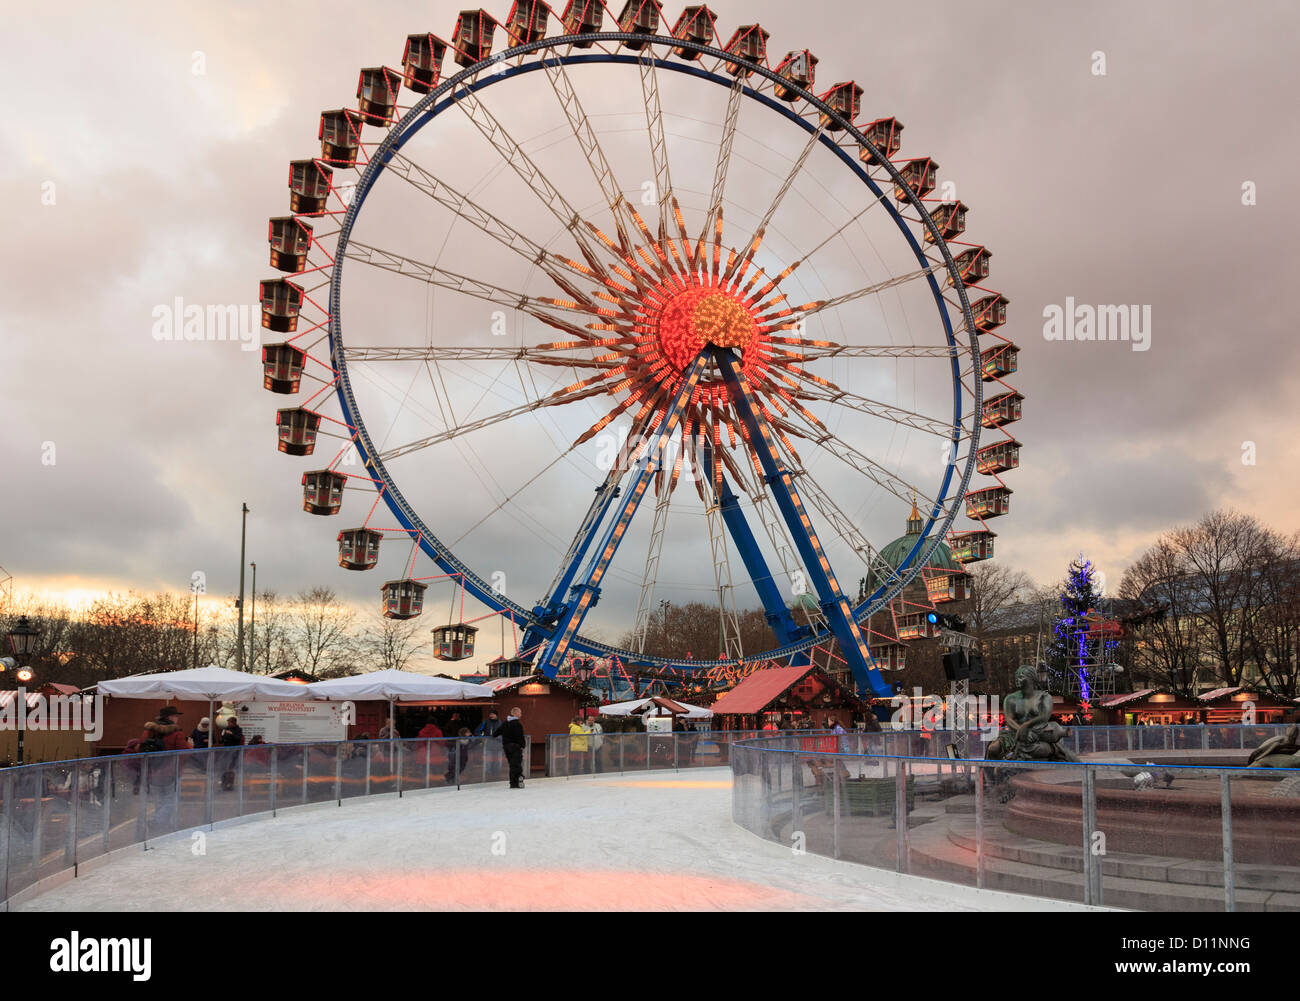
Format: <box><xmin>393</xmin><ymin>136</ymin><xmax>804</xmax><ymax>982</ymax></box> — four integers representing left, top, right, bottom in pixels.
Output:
<box><xmin>98</xmin><ymin>666</ymin><xmax>312</xmax><ymax>745</ymax></box>
<box><xmin>599</xmin><ymin>696</ymin><xmax>712</xmax><ymax>721</ymax></box>
<box><xmin>305</xmin><ymin>669</ymin><xmax>493</xmax><ymax>739</ymax></box>
<box><xmin>98</xmin><ymin>666</ymin><xmax>308</xmax><ymax>701</ymax></box>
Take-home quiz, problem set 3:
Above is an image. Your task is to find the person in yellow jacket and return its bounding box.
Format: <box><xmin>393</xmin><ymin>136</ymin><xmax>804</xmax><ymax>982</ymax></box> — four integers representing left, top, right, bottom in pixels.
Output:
<box><xmin>568</xmin><ymin>716</ymin><xmax>590</xmax><ymax>774</ymax></box>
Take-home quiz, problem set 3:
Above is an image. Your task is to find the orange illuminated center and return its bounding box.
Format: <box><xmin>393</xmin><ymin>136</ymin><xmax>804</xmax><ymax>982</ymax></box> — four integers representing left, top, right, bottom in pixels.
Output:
<box><xmin>656</xmin><ymin>289</ymin><xmax>758</xmax><ymax>371</ymax></box>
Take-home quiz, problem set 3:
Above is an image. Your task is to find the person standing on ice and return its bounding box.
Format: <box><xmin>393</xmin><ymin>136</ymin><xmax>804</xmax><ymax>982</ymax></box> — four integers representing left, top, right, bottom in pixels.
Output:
<box><xmin>499</xmin><ymin>707</ymin><xmax>526</xmax><ymax>789</ymax></box>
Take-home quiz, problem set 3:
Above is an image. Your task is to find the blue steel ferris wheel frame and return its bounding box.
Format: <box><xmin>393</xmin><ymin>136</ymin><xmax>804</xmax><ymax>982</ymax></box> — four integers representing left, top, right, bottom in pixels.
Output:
<box><xmin>327</xmin><ymin>31</ymin><xmax>983</xmax><ymax>691</ymax></box>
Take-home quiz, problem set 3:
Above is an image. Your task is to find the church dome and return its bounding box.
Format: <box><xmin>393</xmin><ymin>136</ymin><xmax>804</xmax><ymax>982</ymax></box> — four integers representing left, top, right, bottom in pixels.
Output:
<box><xmin>872</xmin><ymin>500</ymin><xmax>962</xmax><ymax>587</ymax></box>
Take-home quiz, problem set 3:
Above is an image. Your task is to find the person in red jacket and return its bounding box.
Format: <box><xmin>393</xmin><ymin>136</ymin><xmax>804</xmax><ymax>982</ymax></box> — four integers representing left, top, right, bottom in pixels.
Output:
<box><xmin>140</xmin><ymin>706</ymin><xmax>192</xmax><ymax>752</ymax></box>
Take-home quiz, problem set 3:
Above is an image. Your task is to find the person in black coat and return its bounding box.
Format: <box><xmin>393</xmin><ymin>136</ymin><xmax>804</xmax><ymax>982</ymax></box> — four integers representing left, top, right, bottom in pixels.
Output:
<box><xmin>498</xmin><ymin>707</ymin><xmax>526</xmax><ymax>789</ymax></box>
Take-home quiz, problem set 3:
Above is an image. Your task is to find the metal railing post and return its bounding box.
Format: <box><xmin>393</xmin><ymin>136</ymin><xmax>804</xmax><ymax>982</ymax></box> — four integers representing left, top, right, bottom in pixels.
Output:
<box><xmin>270</xmin><ymin>747</ymin><xmax>279</xmax><ymax>817</ymax></box>
<box><xmin>397</xmin><ymin>740</ymin><xmax>404</xmax><ymax>798</ymax></box>
<box><xmin>455</xmin><ymin>737</ymin><xmax>461</xmax><ymax>789</ymax></box>
<box><xmin>832</xmin><ymin>758</ymin><xmax>841</xmax><ymax>860</ymax></box>
<box><xmin>335</xmin><ymin>743</ymin><xmax>343</xmax><ymax>805</ymax></box>
<box><xmin>426</xmin><ymin>739</ymin><xmax>433</xmax><ymax>789</ymax></box>
<box><xmin>1221</xmin><ymin>772</ymin><xmax>1235</xmax><ymax>912</ymax></box>
<box><xmin>674</xmin><ymin>734</ymin><xmax>679</xmax><ymax>772</ymax></box>
<box><xmin>620</xmin><ymin>735</ymin><xmax>625</xmax><ymax>775</ymax></box>
<box><xmin>364</xmin><ymin>743</ymin><xmax>372</xmax><ymax>797</ymax></box>
<box><xmin>205</xmin><ymin>748</ymin><xmax>215</xmax><ymax>829</ymax></box>
<box><xmin>101</xmin><ymin>763</ymin><xmax>112</xmax><ymax>856</ymax></box>
<box><xmin>646</xmin><ymin>730</ymin><xmax>651</xmax><ymax>771</ymax></box>
<box><xmin>66</xmin><ymin>766</ymin><xmax>79</xmax><ymax>871</ymax></box>
<box><xmin>2</xmin><ymin>771</ymin><xmax>13</xmax><ymax>902</ymax></box>
<box><xmin>172</xmin><ymin>755</ymin><xmax>181</xmax><ymax>828</ymax></box>
<box><xmin>524</xmin><ymin>736</ymin><xmax>531</xmax><ymax>780</ymax></box>
<box><xmin>300</xmin><ymin>746</ymin><xmax>308</xmax><ymax>805</ymax></box>
<box><xmin>236</xmin><ymin>748</ymin><xmax>245</xmax><ymax>817</ymax></box>
<box><xmin>481</xmin><ymin>738</ymin><xmax>487</xmax><ymax>785</ymax></box>
<box><xmin>1082</xmin><ymin>766</ymin><xmax>1102</xmax><ymax>905</ymax></box>
<box><xmin>1202</xmin><ymin>726</ymin><xmax>1210</xmax><ymax>751</ymax></box>
<box><xmin>137</xmin><ymin>757</ymin><xmax>149</xmax><ymax>849</ymax></box>
<box><xmin>975</xmin><ymin>764</ymin><xmax>986</xmax><ymax>889</ymax></box>
<box><xmin>1126</xmin><ymin>727</ymin><xmax>1133</xmax><ymax>751</ymax></box>
<box><xmin>895</xmin><ymin>759</ymin><xmax>908</xmax><ymax>873</ymax></box>
<box><xmin>791</xmin><ymin>753</ymin><xmax>802</xmax><ymax>839</ymax></box>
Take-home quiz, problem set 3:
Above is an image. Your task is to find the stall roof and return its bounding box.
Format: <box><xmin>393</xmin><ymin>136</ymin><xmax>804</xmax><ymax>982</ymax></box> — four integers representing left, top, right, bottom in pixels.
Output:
<box><xmin>1197</xmin><ymin>686</ymin><xmax>1294</xmax><ymax>705</ymax></box>
<box><xmin>1098</xmin><ymin>689</ymin><xmax>1156</xmax><ymax>708</ymax></box>
<box><xmin>708</xmin><ymin>664</ymin><xmax>825</xmax><ymax>716</ymax></box>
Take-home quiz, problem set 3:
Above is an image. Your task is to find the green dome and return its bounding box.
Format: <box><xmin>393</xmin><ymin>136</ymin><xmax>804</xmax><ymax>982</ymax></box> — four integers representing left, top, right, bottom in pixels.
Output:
<box><xmin>867</xmin><ymin>502</ymin><xmax>962</xmax><ymax>592</ymax></box>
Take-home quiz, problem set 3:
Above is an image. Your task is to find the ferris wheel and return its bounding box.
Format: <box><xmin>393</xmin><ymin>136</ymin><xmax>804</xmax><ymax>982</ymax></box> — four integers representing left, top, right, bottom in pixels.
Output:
<box><xmin>258</xmin><ymin>2</ymin><xmax>1022</xmax><ymax>697</ymax></box>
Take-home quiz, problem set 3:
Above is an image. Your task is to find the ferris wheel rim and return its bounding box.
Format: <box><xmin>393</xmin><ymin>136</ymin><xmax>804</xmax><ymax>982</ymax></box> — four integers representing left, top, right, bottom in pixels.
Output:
<box><xmin>325</xmin><ymin>30</ymin><xmax>984</xmax><ymax>671</ymax></box>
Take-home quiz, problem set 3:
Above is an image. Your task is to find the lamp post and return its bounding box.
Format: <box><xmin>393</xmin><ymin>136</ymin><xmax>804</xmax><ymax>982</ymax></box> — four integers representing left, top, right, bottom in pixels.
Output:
<box><xmin>8</xmin><ymin>615</ymin><xmax>41</xmax><ymax>766</ymax></box>
<box><xmin>573</xmin><ymin>657</ymin><xmax>595</xmax><ymax>708</ymax></box>
<box><xmin>248</xmin><ymin>562</ymin><xmax>257</xmax><ymax>673</ymax></box>
<box><xmin>236</xmin><ymin>502</ymin><xmax>249</xmax><ymax>670</ymax></box>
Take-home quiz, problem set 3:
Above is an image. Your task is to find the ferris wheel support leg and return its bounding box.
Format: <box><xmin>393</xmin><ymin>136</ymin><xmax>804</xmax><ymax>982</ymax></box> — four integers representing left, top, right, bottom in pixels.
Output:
<box><xmin>698</xmin><ymin>438</ymin><xmax>804</xmax><ymax>647</ymax></box>
<box><xmin>714</xmin><ymin>349</ymin><xmax>892</xmax><ymax>699</ymax></box>
<box><xmin>531</xmin><ymin>355</ymin><xmax>711</xmax><ymax>678</ymax></box>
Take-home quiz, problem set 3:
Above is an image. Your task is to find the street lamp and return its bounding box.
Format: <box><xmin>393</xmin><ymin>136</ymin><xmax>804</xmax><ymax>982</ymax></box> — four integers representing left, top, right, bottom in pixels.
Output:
<box><xmin>8</xmin><ymin>616</ymin><xmax>39</xmax><ymax>661</ymax></box>
<box><xmin>7</xmin><ymin>615</ymin><xmax>42</xmax><ymax>765</ymax></box>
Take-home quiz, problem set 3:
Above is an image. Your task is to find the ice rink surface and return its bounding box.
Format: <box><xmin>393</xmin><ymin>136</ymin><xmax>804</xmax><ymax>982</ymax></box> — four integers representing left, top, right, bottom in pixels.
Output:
<box><xmin>15</xmin><ymin>769</ymin><xmax>1095</xmax><ymax>911</ymax></box>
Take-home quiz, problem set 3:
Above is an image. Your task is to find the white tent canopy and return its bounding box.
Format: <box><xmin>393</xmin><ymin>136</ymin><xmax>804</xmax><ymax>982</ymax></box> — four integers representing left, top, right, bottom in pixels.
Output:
<box><xmin>599</xmin><ymin>697</ymin><xmax>712</xmax><ymax>720</ymax></box>
<box><xmin>304</xmin><ymin>669</ymin><xmax>491</xmax><ymax>702</ymax></box>
<box><xmin>98</xmin><ymin>665</ymin><xmax>308</xmax><ymax>701</ymax></box>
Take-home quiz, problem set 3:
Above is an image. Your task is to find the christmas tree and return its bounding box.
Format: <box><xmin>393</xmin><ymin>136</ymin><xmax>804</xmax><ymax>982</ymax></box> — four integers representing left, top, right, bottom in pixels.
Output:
<box><xmin>1046</xmin><ymin>555</ymin><xmax>1117</xmax><ymax>703</ymax></box>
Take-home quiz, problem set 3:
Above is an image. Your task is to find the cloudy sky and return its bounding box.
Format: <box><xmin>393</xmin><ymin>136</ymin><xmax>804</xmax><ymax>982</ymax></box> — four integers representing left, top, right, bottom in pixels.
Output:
<box><xmin>2</xmin><ymin>0</ymin><xmax>1297</xmax><ymax>668</ymax></box>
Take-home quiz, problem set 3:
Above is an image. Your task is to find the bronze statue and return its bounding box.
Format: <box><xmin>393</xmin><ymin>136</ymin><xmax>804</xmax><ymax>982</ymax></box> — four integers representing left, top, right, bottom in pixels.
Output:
<box><xmin>1247</xmin><ymin>724</ymin><xmax>1300</xmax><ymax>768</ymax></box>
<box><xmin>987</xmin><ymin>665</ymin><xmax>1080</xmax><ymax>762</ymax></box>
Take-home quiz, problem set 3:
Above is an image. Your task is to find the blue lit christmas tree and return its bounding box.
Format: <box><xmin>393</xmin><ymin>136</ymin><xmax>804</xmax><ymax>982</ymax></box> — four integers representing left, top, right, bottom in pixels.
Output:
<box><xmin>1048</xmin><ymin>556</ymin><xmax>1120</xmax><ymax>705</ymax></box>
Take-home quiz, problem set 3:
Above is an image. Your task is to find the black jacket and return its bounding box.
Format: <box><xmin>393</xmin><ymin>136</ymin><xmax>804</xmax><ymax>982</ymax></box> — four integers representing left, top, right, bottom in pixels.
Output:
<box><xmin>498</xmin><ymin>718</ymin><xmax>525</xmax><ymax>746</ymax></box>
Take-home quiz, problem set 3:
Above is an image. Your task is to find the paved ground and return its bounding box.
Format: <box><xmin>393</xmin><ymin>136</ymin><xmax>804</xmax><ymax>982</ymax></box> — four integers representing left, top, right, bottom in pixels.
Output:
<box><xmin>15</xmin><ymin>769</ymin><xmax>1097</xmax><ymax>911</ymax></box>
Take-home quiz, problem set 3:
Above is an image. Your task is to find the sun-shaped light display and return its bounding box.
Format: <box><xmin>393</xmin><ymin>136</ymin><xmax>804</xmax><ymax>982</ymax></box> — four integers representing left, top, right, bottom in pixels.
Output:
<box><xmin>535</xmin><ymin>203</ymin><xmax>833</xmax><ymax>474</ymax></box>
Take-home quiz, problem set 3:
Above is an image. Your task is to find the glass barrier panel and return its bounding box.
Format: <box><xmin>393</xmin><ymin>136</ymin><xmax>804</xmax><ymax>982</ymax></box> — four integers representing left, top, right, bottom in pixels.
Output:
<box><xmin>903</xmin><ymin>753</ymin><xmax>980</xmax><ymax>891</ymax></box>
<box><xmin>306</xmin><ymin>743</ymin><xmax>340</xmax><ymax>803</ymax></box>
<box><xmin>338</xmin><ymin>741</ymin><xmax>368</xmax><ymax>799</ymax></box>
<box><xmin>241</xmin><ymin>745</ymin><xmax>273</xmax><ymax>815</ymax></box>
<box><xmin>210</xmin><ymin>745</ymin><xmax>243</xmax><ymax>823</ymax></box>
<box><xmin>37</xmin><ymin>762</ymin><xmax>76</xmax><ymax>882</ymax></box>
<box><xmin>5</xmin><ymin>767</ymin><xmax>39</xmax><ymax>900</ymax></box>
<box><xmin>1096</xmin><ymin>760</ymin><xmax>1224</xmax><ymax>911</ymax></box>
<box><xmin>274</xmin><ymin>744</ymin><xmax>307</xmax><ymax>810</ymax></box>
<box><xmin>1226</xmin><ymin>766</ymin><xmax>1300</xmax><ymax>912</ymax></box>
<box><xmin>143</xmin><ymin>753</ymin><xmax>182</xmax><ymax>842</ymax></box>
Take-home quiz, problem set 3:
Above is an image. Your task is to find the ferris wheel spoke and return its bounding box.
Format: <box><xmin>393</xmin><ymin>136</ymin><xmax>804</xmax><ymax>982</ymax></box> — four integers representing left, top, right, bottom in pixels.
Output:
<box><xmin>631</xmin><ymin>467</ymin><xmax>675</xmax><ymax>655</ymax></box>
<box><xmin>375</xmin><ymin>383</ymin><xmax>606</xmax><ymax>462</ymax></box>
<box><xmin>343</xmin><ymin>241</ymin><xmax>604</xmax><ymax>337</ymax></box>
<box><xmin>343</xmin><ymin>344</ymin><xmax>623</xmax><ymax>363</ymax></box>
<box><xmin>778</xmin><ymin>455</ymin><xmax>904</xmax><ymax>595</ymax></box>
<box><xmin>724</xmin><ymin>123</ymin><xmax>825</xmax><ymax>285</ymax></box>
<box><xmin>538</xmin><ymin>52</ymin><xmax>640</xmax><ymax>256</ymax></box>
<box><xmin>783</xmin><ymin>371</ymin><xmax>964</xmax><ymax>440</ymax></box>
<box><xmin>786</xmin><ymin>264</ymin><xmax>941</xmax><ymax>321</ymax></box>
<box><xmin>383</xmin><ymin>150</ymin><xmax>614</xmax><ymax>293</ymax></box>
<box><xmin>693</xmin><ymin>73</ymin><xmax>745</xmax><ymax>269</ymax></box>
<box><xmin>783</xmin><ymin>407</ymin><xmax>957</xmax><ymax>522</ymax></box>
<box><xmin>637</xmin><ymin>49</ymin><xmax>687</xmax><ymax>247</ymax></box>
<box><xmin>453</xmin><ymin>85</ymin><xmax>616</xmax><ymax>277</ymax></box>
<box><xmin>767</xmin><ymin>340</ymin><xmax>966</xmax><ymax>361</ymax></box>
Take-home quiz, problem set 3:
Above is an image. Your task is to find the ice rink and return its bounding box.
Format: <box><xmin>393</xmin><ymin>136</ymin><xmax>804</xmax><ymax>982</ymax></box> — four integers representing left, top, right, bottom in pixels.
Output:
<box><xmin>14</xmin><ymin>769</ymin><xmax>1097</xmax><ymax>911</ymax></box>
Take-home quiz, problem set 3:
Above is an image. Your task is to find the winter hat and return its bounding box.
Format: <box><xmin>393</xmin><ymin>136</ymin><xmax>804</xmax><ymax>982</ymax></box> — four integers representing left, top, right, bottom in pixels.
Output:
<box><xmin>198</xmin><ymin>718</ymin><xmax>211</xmax><ymax>730</ymax></box>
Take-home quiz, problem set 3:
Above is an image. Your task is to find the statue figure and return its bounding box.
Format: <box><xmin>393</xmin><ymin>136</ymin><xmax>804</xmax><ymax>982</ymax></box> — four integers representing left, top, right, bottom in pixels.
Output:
<box><xmin>987</xmin><ymin>665</ymin><xmax>1080</xmax><ymax>762</ymax></box>
<box><xmin>1247</xmin><ymin>724</ymin><xmax>1300</xmax><ymax>768</ymax></box>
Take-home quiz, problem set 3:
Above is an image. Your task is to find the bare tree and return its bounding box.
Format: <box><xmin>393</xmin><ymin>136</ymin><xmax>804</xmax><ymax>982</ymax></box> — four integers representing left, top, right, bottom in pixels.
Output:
<box><xmin>289</xmin><ymin>587</ymin><xmax>357</xmax><ymax>678</ymax></box>
<box><xmin>1174</xmin><ymin>509</ymin><xmax>1271</xmax><ymax>687</ymax></box>
<box><xmin>967</xmin><ymin>563</ymin><xmax>1035</xmax><ymax>635</ymax></box>
<box><xmin>358</xmin><ymin>611</ymin><xmax>429</xmax><ymax>673</ymax></box>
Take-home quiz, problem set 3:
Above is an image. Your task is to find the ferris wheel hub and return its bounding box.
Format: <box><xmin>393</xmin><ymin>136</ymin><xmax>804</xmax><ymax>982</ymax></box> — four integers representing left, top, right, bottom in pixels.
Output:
<box><xmin>652</xmin><ymin>286</ymin><xmax>758</xmax><ymax>371</ymax></box>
